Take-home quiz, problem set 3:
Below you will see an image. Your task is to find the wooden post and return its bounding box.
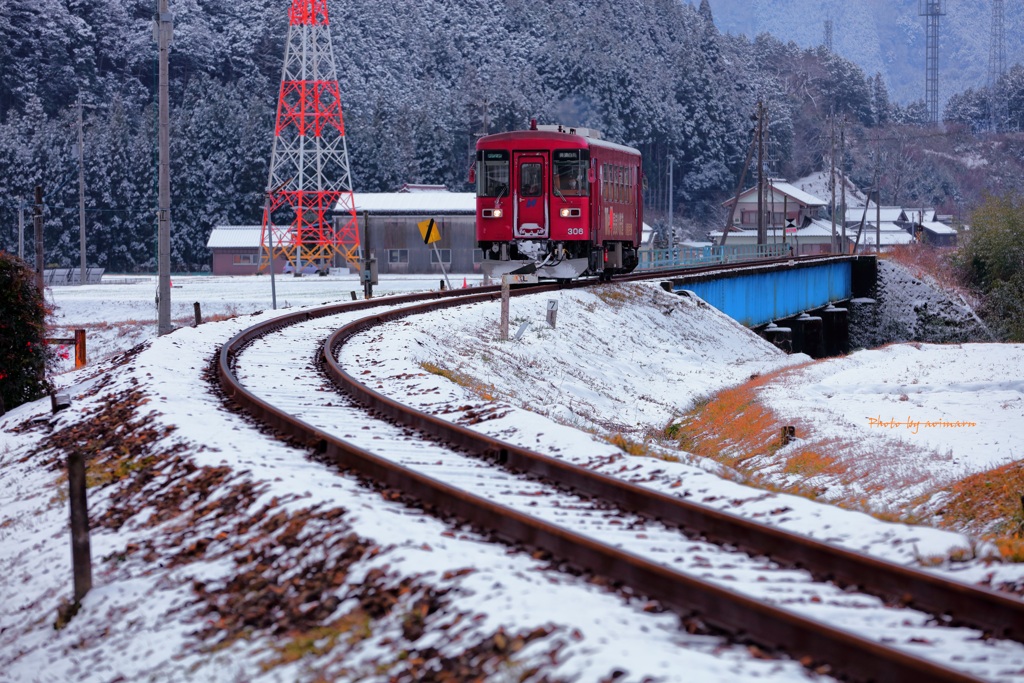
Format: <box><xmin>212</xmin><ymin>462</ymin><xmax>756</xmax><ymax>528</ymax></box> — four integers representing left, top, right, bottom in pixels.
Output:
<box><xmin>68</xmin><ymin>450</ymin><xmax>92</xmax><ymax>603</ymax></box>
<box><xmin>74</xmin><ymin>329</ymin><xmax>86</xmax><ymax>368</ymax></box>
<box><xmin>500</xmin><ymin>276</ymin><xmax>510</xmax><ymax>341</ymax></box>
<box><xmin>193</xmin><ymin>302</ymin><xmax>202</xmax><ymax>326</ymax></box>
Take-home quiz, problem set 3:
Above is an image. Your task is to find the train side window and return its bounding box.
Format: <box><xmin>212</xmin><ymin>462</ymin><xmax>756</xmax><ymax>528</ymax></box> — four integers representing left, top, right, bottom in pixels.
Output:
<box><xmin>520</xmin><ymin>163</ymin><xmax>542</xmax><ymax>197</ymax></box>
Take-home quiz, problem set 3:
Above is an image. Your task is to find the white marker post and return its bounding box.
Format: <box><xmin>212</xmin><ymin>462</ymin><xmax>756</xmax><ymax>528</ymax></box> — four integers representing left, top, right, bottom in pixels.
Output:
<box><xmin>546</xmin><ymin>299</ymin><xmax>558</xmax><ymax>328</ymax></box>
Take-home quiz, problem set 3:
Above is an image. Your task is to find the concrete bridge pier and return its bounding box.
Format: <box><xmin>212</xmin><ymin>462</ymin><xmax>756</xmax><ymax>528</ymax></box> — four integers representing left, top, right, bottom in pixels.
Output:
<box><xmin>761</xmin><ymin>303</ymin><xmax>850</xmax><ymax>359</ymax></box>
<box><xmin>791</xmin><ymin>313</ymin><xmax>824</xmax><ymax>357</ymax></box>
<box><xmin>821</xmin><ymin>305</ymin><xmax>849</xmax><ymax>356</ymax></box>
<box><xmin>761</xmin><ymin>322</ymin><xmax>793</xmax><ymax>352</ymax></box>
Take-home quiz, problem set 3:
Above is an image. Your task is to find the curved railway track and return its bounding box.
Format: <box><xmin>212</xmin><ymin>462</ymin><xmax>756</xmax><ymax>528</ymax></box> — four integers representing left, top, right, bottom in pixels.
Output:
<box><xmin>218</xmin><ymin>262</ymin><xmax>1024</xmax><ymax>683</ymax></box>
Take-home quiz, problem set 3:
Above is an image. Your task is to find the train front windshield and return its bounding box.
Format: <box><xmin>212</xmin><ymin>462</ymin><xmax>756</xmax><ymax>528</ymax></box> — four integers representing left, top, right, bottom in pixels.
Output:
<box><xmin>478</xmin><ymin>150</ymin><xmax>510</xmax><ymax>197</ymax></box>
<box><xmin>553</xmin><ymin>149</ymin><xmax>589</xmax><ymax>197</ymax></box>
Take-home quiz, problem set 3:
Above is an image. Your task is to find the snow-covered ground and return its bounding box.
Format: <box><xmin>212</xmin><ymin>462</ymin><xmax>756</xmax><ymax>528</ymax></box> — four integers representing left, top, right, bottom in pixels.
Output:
<box><xmin>755</xmin><ymin>343</ymin><xmax>1024</xmax><ymax>511</ymax></box>
<box><xmin>45</xmin><ymin>272</ymin><xmax>477</xmax><ymax>368</ymax></box>
<box><xmin>2</xmin><ymin>270</ymin><xmax>1023</xmax><ymax>681</ymax></box>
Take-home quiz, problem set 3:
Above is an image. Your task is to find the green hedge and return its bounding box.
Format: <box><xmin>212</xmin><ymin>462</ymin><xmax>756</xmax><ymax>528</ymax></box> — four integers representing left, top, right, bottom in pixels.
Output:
<box><xmin>0</xmin><ymin>252</ymin><xmax>53</xmax><ymax>413</ymax></box>
<box><xmin>955</xmin><ymin>194</ymin><xmax>1024</xmax><ymax>342</ymax></box>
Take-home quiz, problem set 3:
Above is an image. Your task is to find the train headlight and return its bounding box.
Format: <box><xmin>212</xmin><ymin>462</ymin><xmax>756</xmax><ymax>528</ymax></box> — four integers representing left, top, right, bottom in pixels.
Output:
<box><xmin>483</xmin><ymin>208</ymin><xmax>503</xmax><ymax>218</ymax></box>
<box><xmin>559</xmin><ymin>208</ymin><xmax>581</xmax><ymax>218</ymax></box>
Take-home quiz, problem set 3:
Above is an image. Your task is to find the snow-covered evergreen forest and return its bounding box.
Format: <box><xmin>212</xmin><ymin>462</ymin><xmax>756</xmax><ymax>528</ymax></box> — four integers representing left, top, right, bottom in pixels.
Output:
<box><xmin>1</xmin><ymin>0</ymin><xmax>1022</xmax><ymax>272</ymax></box>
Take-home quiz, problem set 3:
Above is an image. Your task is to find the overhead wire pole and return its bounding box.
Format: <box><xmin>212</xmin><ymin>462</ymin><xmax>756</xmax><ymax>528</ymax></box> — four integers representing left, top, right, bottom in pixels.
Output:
<box><xmin>18</xmin><ymin>200</ymin><xmax>25</xmax><ymax>260</ymax></box>
<box><xmin>155</xmin><ymin>0</ymin><xmax>173</xmax><ymax>335</ymax></box>
<box><xmin>34</xmin><ymin>186</ymin><xmax>44</xmax><ymax>293</ymax></box>
<box><xmin>839</xmin><ymin>116</ymin><xmax>847</xmax><ymax>252</ymax></box>
<box><xmin>829</xmin><ymin>113</ymin><xmax>836</xmax><ymax>253</ymax></box>
<box><xmin>753</xmin><ymin>101</ymin><xmax>761</xmax><ymax>248</ymax></box>
<box><xmin>76</xmin><ymin>97</ymin><xmax>88</xmax><ymax>286</ymax></box>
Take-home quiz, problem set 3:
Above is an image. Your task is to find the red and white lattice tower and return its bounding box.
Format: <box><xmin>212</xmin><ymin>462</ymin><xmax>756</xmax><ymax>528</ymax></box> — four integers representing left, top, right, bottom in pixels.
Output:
<box><xmin>260</xmin><ymin>0</ymin><xmax>358</xmax><ymax>273</ymax></box>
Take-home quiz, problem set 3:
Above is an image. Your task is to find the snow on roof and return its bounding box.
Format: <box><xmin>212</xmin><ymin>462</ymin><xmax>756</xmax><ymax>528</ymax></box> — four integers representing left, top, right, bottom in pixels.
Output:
<box><xmin>725</xmin><ymin>180</ymin><xmax>827</xmax><ymax>207</ymax></box>
<box><xmin>857</xmin><ymin>231</ymin><xmax>916</xmax><ymax>246</ymax></box>
<box><xmin>921</xmin><ymin>221</ymin><xmax>957</xmax><ymax>235</ymax></box>
<box><xmin>398</xmin><ymin>183</ymin><xmax>448</xmax><ymax>193</ymax></box>
<box><xmin>641</xmin><ymin>222</ymin><xmax>655</xmax><ymax>244</ymax></box>
<box><xmin>798</xmin><ymin>220</ymin><xmax>838</xmax><ymax>238</ymax></box>
<box><xmin>345</xmin><ymin>191</ymin><xmax>476</xmax><ymax>215</ymax></box>
<box><xmin>207</xmin><ymin>225</ymin><xmax>263</xmax><ymax>249</ymax></box>
<box><xmin>790</xmin><ymin>171</ymin><xmax>868</xmax><ymax>206</ymax></box>
<box><xmin>845</xmin><ymin>205</ymin><xmax>905</xmax><ymax>223</ymax></box>
<box><xmin>904</xmin><ymin>208</ymin><xmax>937</xmax><ymax>223</ymax></box>
<box><xmin>770</xmin><ymin>181</ymin><xmax>828</xmax><ymax>206</ymax></box>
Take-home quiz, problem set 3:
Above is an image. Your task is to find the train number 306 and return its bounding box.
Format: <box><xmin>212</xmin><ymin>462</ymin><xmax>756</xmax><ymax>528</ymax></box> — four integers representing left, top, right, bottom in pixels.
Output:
<box><xmin>566</xmin><ymin>227</ymin><xmax>585</xmax><ymax>236</ymax></box>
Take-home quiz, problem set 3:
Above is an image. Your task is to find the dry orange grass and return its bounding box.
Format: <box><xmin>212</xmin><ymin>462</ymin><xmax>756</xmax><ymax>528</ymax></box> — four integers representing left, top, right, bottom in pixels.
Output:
<box><xmin>674</xmin><ymin>365</ymin><xmax>1024</xmax><ymax>561</ymax></box>
<box><xmin>673</xmin><ymin>370</ymin><xmax>788</xmax><ymax>469</ymax></box>
<box><xmin>934</xmin><ymin>460</ymin><xmax>1024</xmax><ymax>561</ymax></box>
<box><xmin>672</xmin><ymin>366</ymin><xmax>932</xmax><ymax>508</ymax></box>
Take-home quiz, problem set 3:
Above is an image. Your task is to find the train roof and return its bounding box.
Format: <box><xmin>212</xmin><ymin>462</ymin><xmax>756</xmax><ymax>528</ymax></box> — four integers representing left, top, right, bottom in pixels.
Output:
<box><xmin>477</xmin><ymin>129</ymin><xmax>641</xmax><ymax>157</ymax></box>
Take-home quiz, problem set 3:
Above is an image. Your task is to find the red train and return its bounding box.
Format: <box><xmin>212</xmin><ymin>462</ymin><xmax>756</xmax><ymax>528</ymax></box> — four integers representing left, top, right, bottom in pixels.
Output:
<box><xmin>473</xmin><ymin>121</ymin><xmax>643</xmax><ymax>281</ymax></box>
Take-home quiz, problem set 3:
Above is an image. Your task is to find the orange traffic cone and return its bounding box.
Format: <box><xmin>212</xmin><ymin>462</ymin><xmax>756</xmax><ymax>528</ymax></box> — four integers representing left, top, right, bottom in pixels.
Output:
<box><xmin>462</xmin><ymin>277</ymin><xmax>468</xmax><ymax>288</ymax></box>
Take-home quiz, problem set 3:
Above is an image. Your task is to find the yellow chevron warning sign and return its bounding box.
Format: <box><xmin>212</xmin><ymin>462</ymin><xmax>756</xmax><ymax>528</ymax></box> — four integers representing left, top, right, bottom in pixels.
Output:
<box><xmin>417</xmin><ymin>218</ymin><xmax>441</xmax><ymax>244</ymax></box>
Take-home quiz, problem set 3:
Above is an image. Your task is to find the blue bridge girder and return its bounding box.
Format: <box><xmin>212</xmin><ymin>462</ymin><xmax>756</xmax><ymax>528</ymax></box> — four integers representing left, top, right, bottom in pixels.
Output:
<box><xmin>663</xmin><ymin>256</ymin><xmax>875</xmax><ymax>327</ymax></box>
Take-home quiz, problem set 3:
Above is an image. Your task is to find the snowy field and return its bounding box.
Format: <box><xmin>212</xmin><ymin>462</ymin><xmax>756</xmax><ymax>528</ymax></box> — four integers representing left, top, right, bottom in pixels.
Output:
<box><xmin>45</xmin><ymin>271</ymin><xmax>482</xmax><ymax>367</ymax></box>
<box><xmin>2</xmin><ymin>272</ymin><xmax>1023</xmax><ymax>682</ymax></box>
<box><xmin>756</xmin><ymin>344</ymin><xmax>1024</xmax><ymax>511</ymax></box>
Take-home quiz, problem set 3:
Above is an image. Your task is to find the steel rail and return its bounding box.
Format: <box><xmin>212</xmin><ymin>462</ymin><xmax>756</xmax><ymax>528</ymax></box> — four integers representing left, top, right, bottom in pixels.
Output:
<box><xmin>217</xmin><ymin>290</ymin><xmax>988</xmax><ymax>683</ymax></box>
<box><xmin>321</xmin><ymin>291</ymin><xmax>1024</xmax><ymax>642</ymax></box>
<box><xmin>217</xmin><ymin>255</ymin><xmax>1007</xmax><ymax>682</ymax></box>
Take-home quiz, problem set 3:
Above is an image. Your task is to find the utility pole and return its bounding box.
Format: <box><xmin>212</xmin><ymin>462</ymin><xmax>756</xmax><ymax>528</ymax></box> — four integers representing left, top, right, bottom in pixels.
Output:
<box><xmin>667</xmin><ymin>155</ymin><xmax>674</xmax><ymax>249</ymax></box>
<box><xmin>156</xmin><ymin>0</ymin><xmax>173</xmax><ymax>335</ymax></box>
<box><xmin>33</xmin><ymin>186</ymin><xmax>44</xmax><ymax>293</ymax></box>
<box><xmin>839</xmin><ymin>117</ymin><xmax>847</xmax><ymax>252</ymax></box>
<box><xmin>76</xmin><ymin>97</ymin><xmax>88</xmax><ymax>286</ymax></box>
<box><xmin>876</xmin><ymin>190</ymin><xmax>881</xmax><ymax>254</ymax></box>
<box><xmin>18</xmin><ymin>200</ymin><xmax>25</xmax><ymax>260</ymax></box>
<box><xmin>756</xmin><ymin>100</ymin><xmax>766</xmax><ymax>246</ymax></box>
<box><xmin>262</xmin><ymin>190</ymin><xmax>278</xmax><ymax>310</ymax></box>
<box><xmin>829</xmin><ymin>114</ymin><xmax>836</xmax><ymax>253</ymax></box>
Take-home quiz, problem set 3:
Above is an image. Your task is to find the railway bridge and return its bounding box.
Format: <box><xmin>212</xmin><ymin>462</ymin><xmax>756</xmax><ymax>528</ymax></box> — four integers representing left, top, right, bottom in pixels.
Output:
<box><xmin>658</xmin><ymin>255</ymin><xmax>878</xmax><ymax>357</ymax></box>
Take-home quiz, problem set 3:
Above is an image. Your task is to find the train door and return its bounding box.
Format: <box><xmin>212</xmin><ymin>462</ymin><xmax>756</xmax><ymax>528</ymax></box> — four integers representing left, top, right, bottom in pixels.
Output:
<box><xmin>513</xmin><ymin>153</ymin><xmax>548</xmax><ymax>239</ymax></box>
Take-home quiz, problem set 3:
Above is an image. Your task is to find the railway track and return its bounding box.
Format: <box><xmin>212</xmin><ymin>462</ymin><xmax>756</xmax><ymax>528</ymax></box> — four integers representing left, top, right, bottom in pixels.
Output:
<box><xmin>218</xmin><ymin>262</ymin><xmax>1024</xmax><ymax>683</ymax></box>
